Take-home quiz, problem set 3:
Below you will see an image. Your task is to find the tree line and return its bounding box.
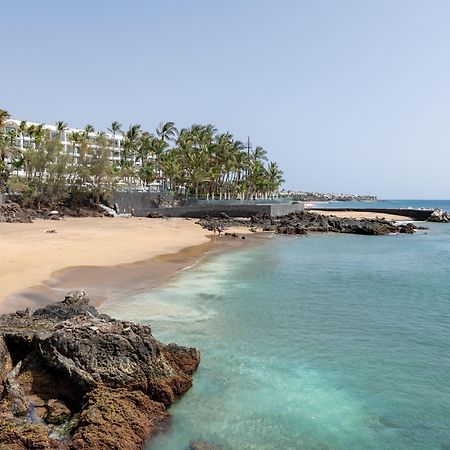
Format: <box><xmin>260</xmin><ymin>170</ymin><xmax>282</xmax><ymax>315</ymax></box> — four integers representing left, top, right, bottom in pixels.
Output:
<box><xmin>0</xmin><ymin>109</ymin><xmax>284</xmax><ymax>207</ymax></box>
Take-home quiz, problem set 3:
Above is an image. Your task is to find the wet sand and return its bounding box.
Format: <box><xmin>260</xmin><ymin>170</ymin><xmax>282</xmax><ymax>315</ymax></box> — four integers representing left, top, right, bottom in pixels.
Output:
<box><xmin>0</xmin><ymin>216</ymin><xmax>261</xmax><ymax>313</ymax></box>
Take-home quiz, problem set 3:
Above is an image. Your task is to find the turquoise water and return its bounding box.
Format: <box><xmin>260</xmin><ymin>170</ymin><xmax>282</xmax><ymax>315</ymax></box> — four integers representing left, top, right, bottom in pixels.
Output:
<box><xmin>102</xmin><ymin>223</ymin><xmax>450</xmax><ymax>450</ymax></box>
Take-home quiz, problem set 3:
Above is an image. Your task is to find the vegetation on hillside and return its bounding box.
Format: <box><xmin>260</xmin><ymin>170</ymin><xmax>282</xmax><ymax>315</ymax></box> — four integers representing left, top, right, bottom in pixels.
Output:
<box><xmin>0</xmin><ymin>109</ymin><xmax>284</xmax><ymax>206</ymax></box>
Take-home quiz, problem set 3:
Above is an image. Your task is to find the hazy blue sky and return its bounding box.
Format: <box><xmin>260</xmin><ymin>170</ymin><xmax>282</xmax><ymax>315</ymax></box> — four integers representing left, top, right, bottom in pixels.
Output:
<box><xmin>1</xmin><ymin>0</ymin><xmax>450</xmax><ymax>198</ymax></box>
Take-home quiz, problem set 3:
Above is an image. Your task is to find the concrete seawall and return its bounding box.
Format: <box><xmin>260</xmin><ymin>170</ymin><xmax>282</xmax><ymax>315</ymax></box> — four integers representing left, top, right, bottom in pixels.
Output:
<box><xmin>109</xmin><ymin>192</ymin><xmax>304</xmax><ymax>218</ymax></box>
<box><xmin>147</xmin><ymin>203</ymin><xmax>305</xmax><ymax>218</ymax></box>
<box><xmin>109</xmin><ymin>192</ymin><xmax>434</xmax><ymax>220</ymax></box>
<box><xmin>308</xmin><ymin>207</ymin><xmax>434</xmax><ymax>221</ymax></box>
<box><xmin>110</xmin><ymin>192</ymin><xmax>173</xmax><ymax>214</ymax></box>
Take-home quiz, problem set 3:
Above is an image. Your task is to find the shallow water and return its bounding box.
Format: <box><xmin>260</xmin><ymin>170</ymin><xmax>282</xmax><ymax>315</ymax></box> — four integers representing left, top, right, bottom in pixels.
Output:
<box><xmin>103</xmin><ymin>223</ymin><xmax>450</xmax><ymax>450</ymax></box>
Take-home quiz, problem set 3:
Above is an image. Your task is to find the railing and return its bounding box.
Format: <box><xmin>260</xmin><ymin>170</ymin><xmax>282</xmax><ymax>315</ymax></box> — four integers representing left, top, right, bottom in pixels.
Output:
<box><xmin>196</xmin><ymin>198</ymin><xmax>294</xmax><ymax>206</ymax></box>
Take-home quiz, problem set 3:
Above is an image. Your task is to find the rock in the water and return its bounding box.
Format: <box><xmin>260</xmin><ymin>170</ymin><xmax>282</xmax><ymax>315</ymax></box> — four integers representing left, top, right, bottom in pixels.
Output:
<box><xmin>196</xmin><ymin>211</ymin><xmax>418</xmax><ymax>236</ymax></box>
<box><xmin>70</xmin><ymin>388</ymin><xmax>169</xmax><ymax>450</ymax></box>
<box><xmin>190</xmin><ymin>440</ymin><xmax>222</xmax><ymax>450</ymax></box>
<box><xmin>0</xmin><ymin>290</ymin><xmax>201</xmax><ymax>449</ymax></box>
<box><xmin>428</xmin><ymin>208</ymin><xmax>449</xmax><ymax>222</ymax></box>
<box><xmin>399</xmin><ymin>223</ymin><xmax>416</xmax><ymax>234</ymax></box>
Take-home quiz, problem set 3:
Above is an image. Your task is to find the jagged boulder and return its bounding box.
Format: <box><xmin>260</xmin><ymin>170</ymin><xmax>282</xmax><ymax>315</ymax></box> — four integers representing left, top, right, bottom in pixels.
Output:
<box><xmin>428</xmin><ymin>208</ymin><xmax>449</xmax><ymax>222</ymax></box>
<box><xmin>69</xmin><ymin>388</ymin><xmax>169</xmax><ymax>450</ymax></box>
<box><xmin>0</xmin><ymin>290</ymin><xmax>201</xmax><ymax>449</ymax></box>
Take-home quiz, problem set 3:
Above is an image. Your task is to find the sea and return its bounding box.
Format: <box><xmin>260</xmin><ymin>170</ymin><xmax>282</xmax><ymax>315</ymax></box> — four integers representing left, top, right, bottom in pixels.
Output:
<box><xmin>101</xmin><ymin>200</ymin><xmax>450</xmax><ymax>450</ymax></box>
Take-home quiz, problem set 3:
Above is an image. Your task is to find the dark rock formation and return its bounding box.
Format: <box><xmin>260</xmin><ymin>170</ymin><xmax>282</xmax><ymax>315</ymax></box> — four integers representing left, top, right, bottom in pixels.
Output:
<box><xmin>0</xmin><ymin>201</ymin><xmax>35</xmax><ymax>223</ymax></box>
<box><xmin>427</xmin><ymin>208</ymin><xmax>450</xmax><ymax>222</ymax></box>
<box><xmin>0</xmin><ymin>291</ymin><xmax>200</xmax><ymax>449</ymax></box>
<box><xmin>0</xmin><ymin>201</ymin><xmax>111</xmax><ymax>223</ymax></box>
<box><xmin>147</xmin><ymin>211</ymin><xmax>163</xmax><ymax>218</ymax></box>
<box><xmin>196</xmin><ymin>211</ymin><xmax>418</xmax><ymax>236</ymax></box>
<box><xmin>70</xmin><ymin>389</ymin><xmax>169</xmax><ymax>450</ymax></box>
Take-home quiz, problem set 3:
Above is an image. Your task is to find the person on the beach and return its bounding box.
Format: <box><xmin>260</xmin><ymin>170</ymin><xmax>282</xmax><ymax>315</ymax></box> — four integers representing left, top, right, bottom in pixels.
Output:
<box><xmin>217</xmin><ymin>224</ymin><xmax>224</xmax><ymax>236</ymax></box>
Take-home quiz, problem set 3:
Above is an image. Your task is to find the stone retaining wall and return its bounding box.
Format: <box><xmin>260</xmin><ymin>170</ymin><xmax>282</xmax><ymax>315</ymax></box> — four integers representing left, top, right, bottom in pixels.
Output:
<box><xmin>109</xmin><ymin>192</ymin><xmax>304</xmax><ymax>218</ymax></box>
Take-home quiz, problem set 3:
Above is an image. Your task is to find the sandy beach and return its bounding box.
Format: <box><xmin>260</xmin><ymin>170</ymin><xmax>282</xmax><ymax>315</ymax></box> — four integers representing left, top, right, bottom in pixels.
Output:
<box><xmin>0</xmin><ymin>210</ymin><xmax>411</xmax><ymax>313</ymax></box>
<box><xmin>0</xmin><ymin>216</ymin><xmax>258</xmax><ymax>313</ymax></box>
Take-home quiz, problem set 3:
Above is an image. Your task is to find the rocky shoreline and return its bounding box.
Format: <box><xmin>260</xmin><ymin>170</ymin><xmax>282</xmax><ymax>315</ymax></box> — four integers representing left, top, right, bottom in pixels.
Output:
<box><xmin>196</xmin><ymin>211</ymin><xmax>419</xmax><ymax>236</ymax></box>
<box><xmin>0</xmin><ymin>291</ymin><xmax>200</xmax><ymax>449</ymax></box>
<box><xmin>0</xmin><ymin>201</ymin><xmax>111</xmax><ymax>223</ymax></box>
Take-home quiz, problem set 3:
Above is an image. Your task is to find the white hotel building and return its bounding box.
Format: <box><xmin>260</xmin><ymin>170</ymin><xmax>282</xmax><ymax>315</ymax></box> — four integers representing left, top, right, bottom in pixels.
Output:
<box><xmin>4</xmin><ymin>119</ymin><xmax>124</xmax><ymax>166</ymax></box>
<box><xmin>3</xmin><ymin>119</ymin><xmax>160</xmax><ymax>190</ymax></box>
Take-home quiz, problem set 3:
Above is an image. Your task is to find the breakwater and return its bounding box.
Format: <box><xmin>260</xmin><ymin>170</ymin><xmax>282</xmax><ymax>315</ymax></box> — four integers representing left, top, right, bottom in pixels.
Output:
<box><xmin>308</xmin><ymin>207</ymin><xmax>433</xmax><ymax>221</ymax></box>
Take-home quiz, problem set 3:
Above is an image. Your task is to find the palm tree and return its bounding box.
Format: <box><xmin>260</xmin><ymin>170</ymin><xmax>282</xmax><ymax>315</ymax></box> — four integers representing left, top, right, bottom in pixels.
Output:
<box><xmin>107</xmin><ymin>121</ymin><xmax>123</xmax><ymax>166</ymax></box>
<box><xmin>55</xmin><ymin>121</ymin><xmax>67</xmax><ymax>140</ymax></box>
<box><xmin>34</xmin><ymin>124</ymin><xmax>45</xmax><ymax>148</ymax></box>
<box><xmin>68</xmin><ymin>131</ymin><xmax>81</xmax><ymax>171</ymax></box>
<box><xmin>11</xmin><ymin>154</ymin><xmax>25</xmax><ymax>176</ymax></box>
<box><xmin>0</xmin><ymin>115</ymin><xmax>285</xmax><ymax>203</ymax></box>
<box><xmin>137</xmin><ymin>131</ymin><xmax>153</xmax><ymax>167</ymax></box>
<box><xmin>84</xmin><ymin>124</ymin><xmax>95</xmax><ymax>140</ymax></box>
<box><xmin>108</xmin><ymin>121</ymin><xmax>122</xmax><ymax>149</ymax></box>
<box><xmin>0</xmin><ymin>129</ymin><xmax>16</xmax><ymax>163</ymax></box>
<box><xmin>160</xmin><ymin>152</ymin><xmax>182</xmax><ymax>192</ymax></box>
<box><xmin>0</xmin><ymin>110</ymin><xmax>10</xmax><ymax>129</ymax></box>
<box><xmin>267</xmin><ymin>161</ymin><xmax>285</xmax><ymax>197</ymax></box>
<box><xmin>0</xmin><ymin>110</ymin><xmax>11</xmax><ymax>164</ymax></box>
<box><xmin>17</xmin><ymin>120</ymin><xmax>28</xmax><ymax>149</ymax></box>
<box><xmin>252</xmin><ymin>146</ymin><xmax>268</xmax><ymax>163</ymax></box>
<box><xmin>108</xmin><ymin>121</ymin><xmax>122</xmax><ymax>139</ymax></box>
<box><xmin>121</xmin><ymin>124</ymin><xmax>141</xmax><ymax>182</ymax></box>
<box><xmin>156</xmin><ymin>121</ymin><xmax>177</xmax><ymax>143</ymax></box>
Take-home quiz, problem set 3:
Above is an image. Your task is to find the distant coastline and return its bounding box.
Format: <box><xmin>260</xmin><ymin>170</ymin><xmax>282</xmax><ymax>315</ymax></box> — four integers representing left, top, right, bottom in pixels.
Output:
<box><xmin>280</xmin><ymin>190</ymin><xmax>377</xmax><ymax>203</ymax></box>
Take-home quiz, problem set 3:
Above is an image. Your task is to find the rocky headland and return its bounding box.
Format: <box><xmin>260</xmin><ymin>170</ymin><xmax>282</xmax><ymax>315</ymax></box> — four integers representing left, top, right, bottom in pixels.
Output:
<box><xmin>0</xmin><ymin>291</ymin><xmax>200</xmax><ymax>449</ymax></box>
<box><xmin>197</xmin><ymin>211</ymin><xmax>418</xmax><ymax>236</ymax></box>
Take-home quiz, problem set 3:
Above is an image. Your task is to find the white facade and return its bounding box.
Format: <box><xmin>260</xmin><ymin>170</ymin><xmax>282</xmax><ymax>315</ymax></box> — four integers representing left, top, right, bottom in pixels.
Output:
<box><xmin>4</xmin><ymin>119</ymin><xmax>125</xmax><ymax>166</ymax></box>
<box><xmin>3</xmin><ymin>119</ymin><xmax>160</xmax><ymax>191</ymax></box>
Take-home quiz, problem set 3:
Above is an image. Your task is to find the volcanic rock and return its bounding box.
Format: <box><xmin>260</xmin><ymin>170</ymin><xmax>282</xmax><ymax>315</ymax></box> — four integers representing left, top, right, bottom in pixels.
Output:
<box><xmin>196</xmin><ymin>211</ymin><xmax>418</xmax><ymax>236</ymax></box>
<box><xmin>427</xmin><ymin>208</ymin><xmax>450</xmax><ymax>222</ymax></box>
<box><xmin>0</xmin><ymin>290</ymin><xmax>200</xmax><ymax>449</ymax></box>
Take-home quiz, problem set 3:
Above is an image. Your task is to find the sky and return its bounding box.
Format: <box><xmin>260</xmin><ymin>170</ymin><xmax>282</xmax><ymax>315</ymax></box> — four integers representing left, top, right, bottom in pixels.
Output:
<box><xmin>1</xmin><ymin>0</ymin><xmax>450</xmax><ymax>199</ymax></box>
